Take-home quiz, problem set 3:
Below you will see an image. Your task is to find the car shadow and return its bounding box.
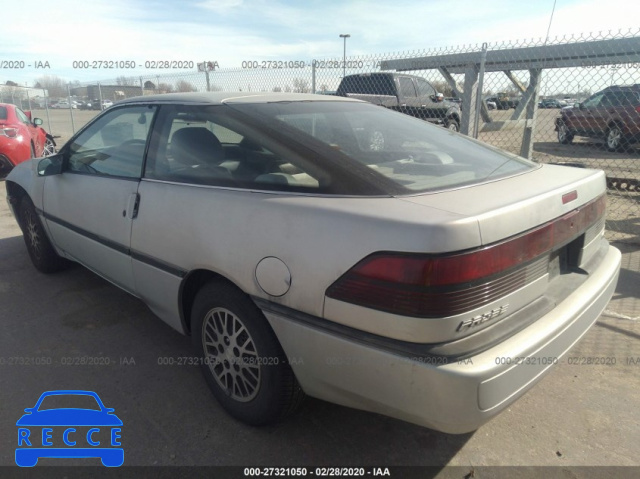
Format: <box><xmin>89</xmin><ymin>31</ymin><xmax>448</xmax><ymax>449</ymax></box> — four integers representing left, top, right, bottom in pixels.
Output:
<box><xmin>610</xmin><ymin>242</ymin><xmax>640</xmax><ymax>302</ymax></box>
<box><xmin>0</xmin><ymin>234</ymin><xmax>475</xmax><ymax>467</ymax></box>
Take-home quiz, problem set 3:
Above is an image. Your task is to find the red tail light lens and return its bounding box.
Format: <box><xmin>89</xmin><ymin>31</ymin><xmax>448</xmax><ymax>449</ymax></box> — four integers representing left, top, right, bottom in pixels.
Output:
<box><xmin>0</xmin><ymin>128</ymin><xmax>19</xmax><ymax>138</ymax></box>
<box><xmin>326</xmin><ymin>195</ymin><xmax>606</xmax><ymax>318</ymax></box>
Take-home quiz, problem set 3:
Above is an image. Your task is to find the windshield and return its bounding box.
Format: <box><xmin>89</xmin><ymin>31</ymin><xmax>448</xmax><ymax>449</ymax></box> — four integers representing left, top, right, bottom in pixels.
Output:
<box><xmin>229</xmin><ymin>101</ymin><xmax>535</xmax><ymax>194</ymax></box>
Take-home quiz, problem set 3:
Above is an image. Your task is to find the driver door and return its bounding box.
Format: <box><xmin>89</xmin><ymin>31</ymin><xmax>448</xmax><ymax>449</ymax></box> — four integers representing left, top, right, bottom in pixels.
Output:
<box><xmin>42</xmin><ymin>105</ymin><xmax>157</xmax><ymax>293</ymax></box>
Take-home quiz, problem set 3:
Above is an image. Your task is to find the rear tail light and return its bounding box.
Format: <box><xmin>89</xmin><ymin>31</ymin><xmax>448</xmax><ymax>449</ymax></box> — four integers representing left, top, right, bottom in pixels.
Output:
<box><xmin>0</xmin><ymin>128</ymin><xmax>19</xmax><ymax>138</ymax></box>
<box><xmin>326</xmin><ymin>195</ymin><xmax>606</xmax><ymax>318</ymax></box>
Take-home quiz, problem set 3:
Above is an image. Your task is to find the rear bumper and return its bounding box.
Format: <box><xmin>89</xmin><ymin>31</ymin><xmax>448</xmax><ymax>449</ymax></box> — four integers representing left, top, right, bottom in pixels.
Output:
<box><xmin>263</xmin><ymin>244</ymin><xmax>621</xmax><ymax>433</ymax></box>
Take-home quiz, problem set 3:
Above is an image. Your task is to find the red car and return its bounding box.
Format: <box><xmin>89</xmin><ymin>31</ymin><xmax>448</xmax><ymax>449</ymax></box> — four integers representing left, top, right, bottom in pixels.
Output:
<box><xmin>0</xmin><ymin>103</ymin><xmax>56</xmax><ymax>176</ymax></box>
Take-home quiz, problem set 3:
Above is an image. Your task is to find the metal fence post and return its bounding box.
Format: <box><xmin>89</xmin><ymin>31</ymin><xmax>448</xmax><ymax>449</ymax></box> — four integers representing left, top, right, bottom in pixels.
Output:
<box><xmin>140</xmin><ymin>77</ymin><xmax>144</xmax><ymax>96</ymax></box>
<box><xmin>98</xmin><ymin>83</ymin><xmax>104</xmax><ymax>111</ymax></box>
<box><xmin>473</xmin><ymin>43</ymin><xmax>488</xmax><ymax>138</ymax></box>
<box><xmin>26</xmin><ymin>89</ymin><xmax>32</xmax><ymax>111</ymax></box>
<box><xmin>44</xmin><ymin>89</ymin><xmax>52</xmax><ymax>134</ymax></box>
<box><xmin>311</xmin><ymin>60</ymin><xmax>316</xmax><ymax>93</ymax></box>
<box><xmin>67</xmin><ymin>83</ymin><xmax>76</xmax><ymax>134</ymax></box>
<box><xmin>205</xmin><ymin>61</ymin><xmax>211</xmax><ymax>92</ymax></box>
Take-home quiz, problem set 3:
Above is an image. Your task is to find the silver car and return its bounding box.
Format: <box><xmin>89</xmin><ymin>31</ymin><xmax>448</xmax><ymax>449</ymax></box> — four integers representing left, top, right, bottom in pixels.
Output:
<box><xmin>5</xmin><ymin>92</ymin><xmax>620</xmax><ymax>433</ymax></box>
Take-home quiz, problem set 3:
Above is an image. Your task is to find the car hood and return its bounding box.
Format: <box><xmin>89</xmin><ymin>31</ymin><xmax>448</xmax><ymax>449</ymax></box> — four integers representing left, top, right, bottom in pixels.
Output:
<box><xmin>16</xmin><ymin>409</ymin><xmax>123</xmax><ymax>426</ymax></box>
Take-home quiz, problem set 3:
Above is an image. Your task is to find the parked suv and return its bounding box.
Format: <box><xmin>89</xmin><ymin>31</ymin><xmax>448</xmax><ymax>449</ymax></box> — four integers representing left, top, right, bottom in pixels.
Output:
<box><xmin>538</xmin><ymin>98</ymin><xmax>563</xmax><ymax>109</ymax></box>
<box><xmin>556</xmin><ymin>84</ymin><xmax>640</xmax><ymax>151</ymax></box>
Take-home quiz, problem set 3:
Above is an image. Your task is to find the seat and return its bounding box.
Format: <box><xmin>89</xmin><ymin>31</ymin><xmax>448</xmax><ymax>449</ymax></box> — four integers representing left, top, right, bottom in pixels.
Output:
<box><xmin>170</xmin><ymin>127</ymin><xmax>225</xmax><ymax>167</ymax></box>
<box><xmin>169</xmin><ymin>127</ymin><xmax>231</xmax><ymax>181</ymax></box>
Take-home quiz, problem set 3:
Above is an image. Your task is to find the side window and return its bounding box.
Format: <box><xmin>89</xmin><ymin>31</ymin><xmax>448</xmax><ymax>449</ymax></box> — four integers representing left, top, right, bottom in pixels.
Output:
<box><xmin>66</xmin><ymin>106</ymin><xmax>156</xmax><ymax>178</ymax></box>
<box><xmin>15</xmin><ymin>108</ymin><xmax>31</xmax><ymax>125</ymax></box>
<box><xmin>582</xmin><ymin>93</ymin><xmax>604</xmax><ymax>108</ymax></box>
<box><xmin>146</xmin><ymin>105</ymin><xmax>327</xmax><ymax>191</ymax></box>
<box><xmin>399</xmin><ymin>78</ymin><xmax>417</xmax><ymax>98</ymax></box>
<box><xmin>600</xmin><ymin>93</ymin><xmax>617</xmax><ymax>107</ymax></box>
<box><xmin>415</xmin><ymin>79</ymin><xmax>436</xmax><ymax>98</ymax></box>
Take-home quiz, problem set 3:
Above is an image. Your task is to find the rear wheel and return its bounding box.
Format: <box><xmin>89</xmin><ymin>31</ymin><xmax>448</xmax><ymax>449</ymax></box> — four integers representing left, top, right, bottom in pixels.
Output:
<box><xmin>18</xmin><ymin>197</ymin><xmax>69</xmax><ymax>273</ymax></box>
<box><xmin>606</xmin><ymin>124</ymin><xmax>626</xmax><ymax>152</ymax></box>
<box><xmin>445</xmin><ymin>118</ymin><xmax>460</xmax><ymax>132</ymax></box>
<box><xmin>557</xmin><ymin>122</ymin><xmax>574</xmax><ymax>144</ymax></box>
<box><xmin>191</xmin><ymin>281</ymin><xmax>304</xmax><ymax>425</ymax></box>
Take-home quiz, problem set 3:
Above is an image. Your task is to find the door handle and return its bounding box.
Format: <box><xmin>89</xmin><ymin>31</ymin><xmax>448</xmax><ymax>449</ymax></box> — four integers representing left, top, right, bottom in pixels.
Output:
<box><xmin>125</xmin><ymin>193</ymin><xmax>140</xmax><ymax>219</ymax></box>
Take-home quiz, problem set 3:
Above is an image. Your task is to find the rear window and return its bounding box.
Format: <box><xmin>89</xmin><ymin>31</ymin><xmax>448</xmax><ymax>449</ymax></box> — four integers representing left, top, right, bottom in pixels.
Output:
<box><xmin>338</xmin><ymin>75</ymin><xmax>396</xmax><ymax>96</ymax></box>
<box><xmin>229</xmin><ymin>101</ymin><xmax>535</xmax><ymax>194</ymax></box>
<box><xmin>0</xmin><ymin>106</ymin><xmax>7</xmax><ymax>120</ymax></box>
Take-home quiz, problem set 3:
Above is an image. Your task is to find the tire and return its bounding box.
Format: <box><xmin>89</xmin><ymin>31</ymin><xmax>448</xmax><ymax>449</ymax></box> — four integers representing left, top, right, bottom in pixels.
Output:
<box><xmin>18</xmin><ymin>197</ymin><xmax>69</xmax><ymax>273</ymax></box>
<box><xmin>42</xmin><ymin>137</ymin><xmax>56</xmax><ymax>156</ymax></box>
<box><xmin>557</xmin><ymin>122</ymin><xmax>574</xmax><ymax>145</ymax></box>
<box><xmin>606</xmin><ymin>124</ymin><xmax>626</xmax><ymax>152</ymax></box>
<box><xmin>191</xmin><ymin>281</ymin><xmax>304</xmax><ymax>426</ymax></box>
<box><xmin>445</xmin><ymin>118</ymin><xmax>460</xmax><ymax>132</ymax></box>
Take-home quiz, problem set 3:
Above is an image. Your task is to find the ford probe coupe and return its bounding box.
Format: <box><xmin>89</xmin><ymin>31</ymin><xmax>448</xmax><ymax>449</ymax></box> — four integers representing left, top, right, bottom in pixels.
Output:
<box><xmin>5</xmin><ymin>92</ymin><xmax>620</xmax><ymax>433</ymax></box>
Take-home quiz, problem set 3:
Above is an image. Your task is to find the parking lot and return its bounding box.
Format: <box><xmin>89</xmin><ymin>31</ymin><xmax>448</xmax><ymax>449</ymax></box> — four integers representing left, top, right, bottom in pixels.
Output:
<box><xmin>0</xmin><ymin>180</ymin><xmax>638</xmax><ymax>472</ymax></box>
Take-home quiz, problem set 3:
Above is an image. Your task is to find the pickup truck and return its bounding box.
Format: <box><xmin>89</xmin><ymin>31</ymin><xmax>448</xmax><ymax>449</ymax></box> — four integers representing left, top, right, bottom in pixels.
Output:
<box><xmin>336</xmin><ymin>73</ymin><xmax>461</xmax><ymax>131</ymax></box>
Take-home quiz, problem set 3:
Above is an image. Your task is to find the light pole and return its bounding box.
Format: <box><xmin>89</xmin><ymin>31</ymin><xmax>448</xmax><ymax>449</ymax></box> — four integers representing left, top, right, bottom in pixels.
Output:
<box><xmin>339</xmin><ymin>34</ymin><xmax>350</xmax><ymax>78</ymax></box>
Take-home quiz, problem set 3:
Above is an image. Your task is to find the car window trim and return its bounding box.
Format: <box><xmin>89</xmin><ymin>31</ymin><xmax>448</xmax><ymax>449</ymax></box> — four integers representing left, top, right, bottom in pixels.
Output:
<box><xmin>59</xmin><ymin>104</ymin><xmax>160</xmax><ymax>179</ymax></box>
<box><xmin>145</xmin><ymin>104</ymin><xmax>394</xmax><ymax>196</ymax></box>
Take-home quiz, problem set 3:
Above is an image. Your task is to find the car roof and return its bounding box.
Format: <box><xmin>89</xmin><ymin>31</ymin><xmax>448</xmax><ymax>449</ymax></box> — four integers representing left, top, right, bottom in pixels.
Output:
<box><xmin>116</xmin><ymin>91</ymin><xmax>364</xmax><ymax>106</ymax></box>
<box><xmin>602</xmin><ymin>84</ymin><xmax>640</xmax><ymax>92</ymax></box>
<box><xmin>342</xmin><ymin>72</ymin><xmax>429</xmax><ymax>81</ymax></box>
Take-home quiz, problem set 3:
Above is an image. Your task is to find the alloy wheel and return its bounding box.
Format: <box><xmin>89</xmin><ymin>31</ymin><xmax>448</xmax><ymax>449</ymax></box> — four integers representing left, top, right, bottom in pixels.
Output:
<box><xmin>24</xmin><ymin>209</ymin><xmax>42</xmax><ymax>260</ymax></box>
<box><xmin>202</xmin><ymin>307</ymin><xmax>261</xmax><ymax>402</ymax></box>
<box><xmin>607</xmin><ymin>127</ymin><xmax>622</xmax><ymax>150</ymax></box>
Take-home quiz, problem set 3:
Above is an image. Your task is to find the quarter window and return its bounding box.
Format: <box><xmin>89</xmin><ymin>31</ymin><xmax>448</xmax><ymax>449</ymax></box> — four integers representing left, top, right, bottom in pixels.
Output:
<box><xmin>66</xmin><ymin>106</ymin><xmax>156</xmax><ymax>178</ymax></box>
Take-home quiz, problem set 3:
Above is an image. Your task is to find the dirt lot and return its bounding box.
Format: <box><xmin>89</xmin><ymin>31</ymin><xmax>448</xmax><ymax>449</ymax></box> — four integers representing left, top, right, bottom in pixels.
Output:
<box><xmin>0</xmin><ymin>180</ymin><xmax>639</xmax><ymax>475</ymax></box>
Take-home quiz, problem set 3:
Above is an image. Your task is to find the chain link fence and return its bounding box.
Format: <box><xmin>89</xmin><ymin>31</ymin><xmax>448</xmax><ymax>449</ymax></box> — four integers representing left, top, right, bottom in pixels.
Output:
<box><xmin>7</xmin><ymin>28</ymin><xmax>639</xmax><ymax>245</ymax></box>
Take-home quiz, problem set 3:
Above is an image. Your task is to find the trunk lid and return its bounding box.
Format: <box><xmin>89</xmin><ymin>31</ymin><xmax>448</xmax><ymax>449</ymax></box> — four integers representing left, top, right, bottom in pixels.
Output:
<box><xmin>398</xmin><ymin>164</ymin><xmax>606</xmax><ymax>246</ymax></box>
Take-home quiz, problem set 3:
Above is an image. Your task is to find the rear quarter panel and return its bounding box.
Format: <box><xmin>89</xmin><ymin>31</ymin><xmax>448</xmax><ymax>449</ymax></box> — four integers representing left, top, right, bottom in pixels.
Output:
<box><xmin>130</xmin><ymin>180</ymin><xmax>481</xmax><ymax>324</ymax></box>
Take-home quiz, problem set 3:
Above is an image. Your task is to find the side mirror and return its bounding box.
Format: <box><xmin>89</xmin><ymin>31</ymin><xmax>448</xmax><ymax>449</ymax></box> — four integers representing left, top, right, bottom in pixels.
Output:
<box><xmin>575</xmin><ymin>103</ymin><xmax>581</xmax><ymax>109</ymax></box>
<box><xmin>38</xmin><ymin>155</ymin><xmax>63</xmax><ymax>176</ymax></box>
<box><xmin>33</xmin><ymin>118</ymin><xmax>43</xmax><ymax>126</ymax></box>
<box><xmin>432</xmin><ymin>93</ymin><xmax>444</xmax><ymax>102</ymax></box>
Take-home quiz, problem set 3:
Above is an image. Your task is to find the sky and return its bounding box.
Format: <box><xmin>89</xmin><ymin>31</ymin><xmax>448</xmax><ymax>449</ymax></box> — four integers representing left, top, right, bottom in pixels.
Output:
<box><xmin>1</xmin><ymin>0</ymin><xmax>639</xmax><ymax>87</ymax></box>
